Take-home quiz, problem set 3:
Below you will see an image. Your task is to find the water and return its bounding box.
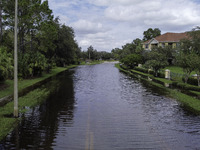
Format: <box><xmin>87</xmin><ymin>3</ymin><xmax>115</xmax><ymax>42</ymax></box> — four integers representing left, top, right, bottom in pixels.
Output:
<box><xmin>1</xmin><ymin>63</ymin><xmax>200</xmax><ymax>150</ymax></box>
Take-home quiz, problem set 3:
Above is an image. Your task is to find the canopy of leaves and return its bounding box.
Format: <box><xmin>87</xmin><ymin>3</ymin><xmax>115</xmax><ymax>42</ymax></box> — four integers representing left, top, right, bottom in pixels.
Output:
<box><xmin>0</xmin><ymin>0</ymin><xmax>82</xmax><ymax>79</ymax></box>
<box><xmin>0</xmin><ymin>47</ymin><xmax>13</xmax><ymax>81</ymax></box>
<box><xmin>144</xmin><ymin>48</ymin><xmax>168</xmax><ymax>76</ymax></box>
<box><xmin>143</xmin><ymin>28</ymin><xmax>161</xmax><ymax>41</ymax></box>
<box><xmin>120</xmin><ymin>54</ymin><xmax>143</xmax><ymax>68</ymax></box>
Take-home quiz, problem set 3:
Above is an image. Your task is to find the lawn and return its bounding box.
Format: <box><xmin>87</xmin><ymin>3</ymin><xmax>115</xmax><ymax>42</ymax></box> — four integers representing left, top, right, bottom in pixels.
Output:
<box><xmin>0</xmin><ymin>66</ymin><xmax>77</xmax><ymax>99</ymax></box>
<box><xmin>163</xmin><ymin>66</ymin><xmax>196</xmax><ymax>75</ymax></box>
<box><xmin>0</xmin><ymin>65</ymin><xmax>77</xmax><ymax>141</ymax></box>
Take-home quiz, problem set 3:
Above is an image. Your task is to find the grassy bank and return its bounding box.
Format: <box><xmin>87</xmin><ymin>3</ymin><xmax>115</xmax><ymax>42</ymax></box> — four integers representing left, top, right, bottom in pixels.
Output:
<box><xmin>115</xmin><ymin>63</ymin><xmax>200</xmax><ymax>114</ymax></box>
<box><xmin>0</xmin><ymin>65</ymin><xmax>77</xmax><ymax>141</ymax></box>
<box><xmin>0</xmin><ymin>65</ymin><xmax>77</xmax><ymax>99</ymax></box>
<box><xmin>80</xmin><ymin>60</ymin><xmax>104</xmax><ymax>65</ymax></box>
<box><xmin>0</xmin><ymin>88</ymin><xmax>50</xmax><ymax>140</ymax></box>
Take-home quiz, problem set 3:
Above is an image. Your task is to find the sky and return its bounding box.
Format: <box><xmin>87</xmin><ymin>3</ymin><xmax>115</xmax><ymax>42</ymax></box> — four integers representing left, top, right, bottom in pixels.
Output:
<box><xmin>47</xmin><ymin>0</ymin><xmax>200</xmax><ymax>52</ymax></box>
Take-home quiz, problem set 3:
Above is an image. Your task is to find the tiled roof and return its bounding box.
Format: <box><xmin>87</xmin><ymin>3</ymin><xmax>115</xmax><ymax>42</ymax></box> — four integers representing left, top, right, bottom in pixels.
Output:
<box><xmin>155</xmin><ymin>32</ymin><xmax>189</xmax><ymax>42</ymax></box>
<box><xmin>143</xmin><ymin>32</ymin><xmax>190</xmax><ymax>44</ymax></box>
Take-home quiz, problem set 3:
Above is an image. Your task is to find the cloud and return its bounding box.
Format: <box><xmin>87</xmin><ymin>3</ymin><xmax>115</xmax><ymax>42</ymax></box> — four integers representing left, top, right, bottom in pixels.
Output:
<box><xmin>71</xmin><ymin>19</ymin><xmax>107</xmax><ymax>34</ymax></box>
<box><xmin>48</xmin><ymin>0</ymin><xmax>200</xmax><ymax>52</ymax></box>
<box><xmin>104</xmin><ymin>0</ymin><xmax>200</xmax><ymax>26</ymax></box>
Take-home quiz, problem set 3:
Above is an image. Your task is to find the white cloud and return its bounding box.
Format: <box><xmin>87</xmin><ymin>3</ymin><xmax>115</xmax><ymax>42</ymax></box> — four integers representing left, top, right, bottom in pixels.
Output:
<box><xmin>48</xmin><ymin>0</ymin><xmax>200</xmax><ymax>52</ymax></box>
<box><xmin>71</xmin><ymin>19</ymin><xmax>107</xmax><ymax>34</ymax></box>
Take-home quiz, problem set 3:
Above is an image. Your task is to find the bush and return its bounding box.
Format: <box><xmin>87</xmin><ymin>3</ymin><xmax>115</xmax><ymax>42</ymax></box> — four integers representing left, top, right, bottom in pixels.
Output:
<box><xmin>134</xmin><ymin>67</ymin><xmax>148</xmax><ymax>73</ymax></box>
<box><xmin>172</xmin><ymin>81</ymin><xmax>200</xmax><ymax>91</ymax></box>
<box><xmin>120</xmin><ymin>54</ymin><xmax>143</xmax><ymax>68</ymax></box>
<box><xmin>0</xmin><ymin>47</ymin><xmax>13</xmax><ymax>82</ymax></box>
<box><xmin>18</xmin><ymin>51</ymin><xmax>47</xmax><ymax>78</ymax></box>
<box><xmin>182</xmin><ymin>77</ymin><xmax>198</xmax><ymax>86</ymax></box>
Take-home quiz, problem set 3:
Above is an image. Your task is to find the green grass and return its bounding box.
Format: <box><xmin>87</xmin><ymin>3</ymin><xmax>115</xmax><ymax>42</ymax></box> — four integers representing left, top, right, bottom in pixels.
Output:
<box><xmin>190</xmin><ymin>90</ymin><xmax>200</xmax><ymax>95</ymax></box>
<box><xmin>116</xmin><ymin>63</ymin><xmax>200</xmax><ymax>114</ymax></box>
<box><xmin>0</xmin><ymin>117</ymin><xmax>17</xmax><ymax>141</ymax></box>
<box><xmin>0</xmin><ymin>88</ymin><xmax>50</xmax><ymax>140</ymax></box>
<box><xmin>163</xmin><ymin>66</ymin><xmax>196</xmax><ymax>75</ymax></box>
<box><xmin>0</xmin><ymin>65</ymin><xmax>77</xmax><ymax>141</ymax></box>
<box><xmin>0</xmin><ymin>66</ymin><xmax>77</xmax><ymax>99</ymax></box>
<box><xmin>80</xmin><ymin>60</ymin><xmax>104</xmax><ymax>65</ymax></box>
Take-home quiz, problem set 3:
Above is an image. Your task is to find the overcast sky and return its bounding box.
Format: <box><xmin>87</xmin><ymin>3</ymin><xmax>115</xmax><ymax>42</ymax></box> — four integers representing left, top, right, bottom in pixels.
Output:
<box><xmin>48</xmin><ymin>0</ymin><xmax>200</xmax><ymax>52</ymax></box>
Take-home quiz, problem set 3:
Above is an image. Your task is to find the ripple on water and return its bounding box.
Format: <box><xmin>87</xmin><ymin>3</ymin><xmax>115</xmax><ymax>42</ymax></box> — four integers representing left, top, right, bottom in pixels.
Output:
<box><xmin>1</xmin><ymin>63</ymin><xmax>200</xmax><ymax>150</ymax></box>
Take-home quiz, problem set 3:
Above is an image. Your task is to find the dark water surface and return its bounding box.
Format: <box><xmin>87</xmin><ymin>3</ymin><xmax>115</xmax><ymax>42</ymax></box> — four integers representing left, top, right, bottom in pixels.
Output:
<box><xmin>1</xmin><ymin>63</ymin><xmax>200</xmax><ymax>150</ymax></box>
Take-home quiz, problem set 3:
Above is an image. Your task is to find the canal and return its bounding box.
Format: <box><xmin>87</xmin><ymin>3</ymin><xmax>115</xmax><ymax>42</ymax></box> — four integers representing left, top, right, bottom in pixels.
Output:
<box><xmin>1</xmin><ymin>62</ymin><xmax>200</xmax><ymax>150</ymax></box>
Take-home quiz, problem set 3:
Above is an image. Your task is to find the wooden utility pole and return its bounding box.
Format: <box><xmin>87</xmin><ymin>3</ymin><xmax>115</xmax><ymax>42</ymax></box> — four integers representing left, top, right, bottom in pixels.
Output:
<box><xmin>14</xmin><ymin>0</ymin><xmax>18</xmax><ymax>117</ymax></box>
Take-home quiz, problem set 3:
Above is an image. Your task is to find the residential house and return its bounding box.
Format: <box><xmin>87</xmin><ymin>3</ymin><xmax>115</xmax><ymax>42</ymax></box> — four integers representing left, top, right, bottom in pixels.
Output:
<box><xmin>142</xmin><ymin>32</ymin><xmax>189</xmax><ymax>50</ymax></box>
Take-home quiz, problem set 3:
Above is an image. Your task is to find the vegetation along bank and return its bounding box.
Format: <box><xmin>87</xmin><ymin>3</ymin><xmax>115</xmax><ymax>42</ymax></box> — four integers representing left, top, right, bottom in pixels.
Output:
<box><xmin>0</xmin><ymin>65</ymin><xmax>78</xmax><ymax>141</ymax></box>
<box><xmin>115</xmin><ymin>63</ymin><xmax>200</xmax><ymax>115</ymax></box>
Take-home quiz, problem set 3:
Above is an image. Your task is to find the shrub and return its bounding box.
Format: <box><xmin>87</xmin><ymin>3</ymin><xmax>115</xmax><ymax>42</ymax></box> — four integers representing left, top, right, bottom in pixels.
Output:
<box><xmin>182</xmin><ymin>77</ymin><xmax>198</xmax><ymax>86</ymax></box>
<box><xmin>120</xmin><ymin>54</ymin><xmax>143</xmax><ymax>68</ymax></box>
<box><xmin>18</xmin><ymin>51</ymin><xmax>47</xmax><ymax>78</ymax></box>
<box><xmin>0</xmin><ymin>47</ymin><xmax>13</xmax><ymax>82</ymax></box>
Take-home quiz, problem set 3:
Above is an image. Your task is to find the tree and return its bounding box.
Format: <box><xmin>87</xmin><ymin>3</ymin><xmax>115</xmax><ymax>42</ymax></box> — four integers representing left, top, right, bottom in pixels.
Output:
<box><xmin>0</xmin><ymin>0</ymin><xmax>82</xmax><ymax>80</ymax></box>
<box><xmin>0</xmin><ymin>47</ymin><xmax>13</xmax><ymax>81</ymax></box>
<box><xmin>176</xmin><ymin>31</ymin><xmax>200</xmax><ymax>84</ymax></box>
<box><xmin>120</xmin><ymin>54</ymin><xmax>142</xmax><ymax>68</ymax></box>
<box><xmin>18</xmin><ymin>51</ymin><xmax>47</xmax><ymax>78</ymax></box>
<box><xmin>144</xmin><ymin>48</ymin><xmax>168</xmax><ymax>76</ymax></box>
<box><xmin>36</xmin><ymin>18</ymin><xmax>58</xmax><ymax>71</ymax></box>
<box><xmin>99</xmin><ymin>51</ymin><xmax>113</xmax><ymax>60</ymax></box>
<box><xmin>55</xmin><ymin>23</ymin><xmax>79</xmax><ymax>66</ymax></box>
<box><xmin>176</xmin><ymin>52</ymin><xmax>196</xmax><ymax>83</ymax></box>
<box><xmin>133</xmin><ymin>38</ymin><xmax>142</xmax><ymax>46</ymax></box>
<box><xmin>143</xmin><ymin>28</ymin><xmax>161</xmax><ymax>41</ymax></box>
<box><xmin>192</xmin><ymin>54</ymin><xmax>200</xmax><ymax>86</ymax></box>
<box><xmin>87</xmin><ymin>46</ymin><xmax>99</xmax><ymax>60</ymax></box>
<box><xmin>111</xmin><ymin>48</ymin><xmax>122</xmax><ymax>60</ymax></box>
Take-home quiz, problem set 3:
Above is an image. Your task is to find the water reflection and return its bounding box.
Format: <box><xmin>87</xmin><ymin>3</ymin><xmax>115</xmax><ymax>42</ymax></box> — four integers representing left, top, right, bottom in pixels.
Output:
<box><xmin>0</xmin><ymin>70</ymin><xmax>76</xmax><ymax>149</ymax></box>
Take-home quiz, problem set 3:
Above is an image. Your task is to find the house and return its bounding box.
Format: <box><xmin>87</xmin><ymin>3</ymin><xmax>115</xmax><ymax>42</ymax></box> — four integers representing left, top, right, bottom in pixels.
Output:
<box><xmin>142</xmin><ymin>32</ymin><xmax>189</xmax><ymax>50</ymax></box>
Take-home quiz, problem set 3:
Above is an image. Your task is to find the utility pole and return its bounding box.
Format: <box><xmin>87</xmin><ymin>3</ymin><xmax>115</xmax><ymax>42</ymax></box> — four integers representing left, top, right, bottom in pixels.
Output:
<box><xmin>14</xmin><ymin>0</ymin><xmax>18</xmax><ymax>117</ymax></box>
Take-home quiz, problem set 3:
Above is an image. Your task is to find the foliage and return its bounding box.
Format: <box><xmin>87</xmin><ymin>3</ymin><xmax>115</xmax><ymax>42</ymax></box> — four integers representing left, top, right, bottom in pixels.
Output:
<box><xmin>143</xmin><ymin>28</ymin><xmax>161</xmax><ymax>41</ymax></box>
<box><xmin>55</xmin><ymin>24</ymin><xmax>79</xmax><ymax>66</ymax></box>
<box><xmin>0</xmin><ymin>0</ymin><xmax>82</xmax><ymax>81</ymax></box>
<box><xmin>18</xmin><ymin>51</ymin><xmax>47</xmax><ymax>78</ymax></box>
<box><xmin>176</xmin><ymin>39</ymin><xmax>198</xmax><ymax>83</ymax></box>
<box><xmin>87</xmin><ymin>45</ymin><xmax>99</xmax><ymax>60</ymax></box>
<box><xmin>120</xmin><ymin>54</ymin><xmax>142</xmax><ymax>68</ymax></box>
<box><xmin>144</xmin><ymin>48</ymin><xmax>168</xmax><ymax>76</ymax></box>
<box><xmin>0</xmin><ymin>47</ymin><xmax>13</xmax><ymax>81</ymax></box>
<box><xmin>182</xmin><ymin>77</ymin><xmax>198</xmax><ymax>86</ymax></box>
<box><xmin>111</xmin><ymin>38</ymin><xmax>144</xmax><ymax>60</ymax></box>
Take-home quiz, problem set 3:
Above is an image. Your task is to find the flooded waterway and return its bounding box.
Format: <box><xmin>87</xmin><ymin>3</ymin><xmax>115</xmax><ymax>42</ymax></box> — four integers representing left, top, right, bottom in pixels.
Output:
<box><xmin>1</xmin><ymin>62</ymin><xmax>200</xmax><ymax>149</ymax></box>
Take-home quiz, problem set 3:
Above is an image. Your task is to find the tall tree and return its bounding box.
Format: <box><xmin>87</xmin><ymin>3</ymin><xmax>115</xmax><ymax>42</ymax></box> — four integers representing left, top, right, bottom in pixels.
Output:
<box><xmin>145</xmin><ymin>47</ymin><xmax>168</xmax><ymax>76</ymax></box>
<box><xmin>55</xmin><ymin>23</ymin><xmax>79</xmax><ymax>66</ymax></box>
<box><xmin>143</xmin><ymin>28</ymin><xmax>161</xmax><ymax>41</ymax></box>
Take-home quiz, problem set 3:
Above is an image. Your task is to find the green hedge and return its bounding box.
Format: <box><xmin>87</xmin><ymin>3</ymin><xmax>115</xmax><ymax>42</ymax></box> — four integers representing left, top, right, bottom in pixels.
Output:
<box><xmin>172</xmin><ymin>82</ymin><xmax>200</xmax><ymax>91</ymax></box>
<box><xmin>182</xmin><ymin>77</ymin><xmax>198</xmax><ymax>86</ymax></box>
<box><xmin>134</xmin><ymin>67</ymin><xmax>165</xmax><ymax>78</ymax></box>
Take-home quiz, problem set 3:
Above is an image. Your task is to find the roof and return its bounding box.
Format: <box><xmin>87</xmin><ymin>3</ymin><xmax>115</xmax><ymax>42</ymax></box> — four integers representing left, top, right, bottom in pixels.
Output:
<box><xmin>143</xmin><ymin>32</ymin><xmax>190</xmax><ymax>44</ymax></box>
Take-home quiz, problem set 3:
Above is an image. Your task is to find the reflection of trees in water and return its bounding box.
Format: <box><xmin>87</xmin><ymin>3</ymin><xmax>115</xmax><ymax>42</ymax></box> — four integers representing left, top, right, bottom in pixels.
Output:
<box><xmin>1</xmin><ymin>70</ymin><xmax>76</xmax><ymax>149</ymax></box>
